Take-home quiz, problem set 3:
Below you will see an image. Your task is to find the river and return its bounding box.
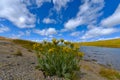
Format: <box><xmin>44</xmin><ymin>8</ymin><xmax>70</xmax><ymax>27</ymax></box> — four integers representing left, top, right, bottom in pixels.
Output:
<box><xmin>80</xmin><ymin>46</ymin><xmax>120</xmax><ymax>70</ymax></box>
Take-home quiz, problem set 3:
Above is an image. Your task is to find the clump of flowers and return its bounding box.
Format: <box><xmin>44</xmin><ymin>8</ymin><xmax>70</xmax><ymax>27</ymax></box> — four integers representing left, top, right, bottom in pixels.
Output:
<box><xmin>33</xmin><ymin>38</ymin><xmax>84</xmax><ymax>79</ymax></box>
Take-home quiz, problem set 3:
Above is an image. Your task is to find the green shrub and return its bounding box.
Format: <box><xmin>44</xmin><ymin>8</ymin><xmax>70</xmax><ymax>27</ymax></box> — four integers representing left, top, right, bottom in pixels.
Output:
<box><xmin>33</xmin><ymin>39</ymin><xmax>84</xmax><ymax>79</ymax></box>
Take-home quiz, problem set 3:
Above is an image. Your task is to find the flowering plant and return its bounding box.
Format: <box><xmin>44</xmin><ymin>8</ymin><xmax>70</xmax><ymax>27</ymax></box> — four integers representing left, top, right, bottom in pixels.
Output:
<box><xmin>33</xmin><ymin>39</ymin><xmax>84</xmax><ymax>79</ymax></box>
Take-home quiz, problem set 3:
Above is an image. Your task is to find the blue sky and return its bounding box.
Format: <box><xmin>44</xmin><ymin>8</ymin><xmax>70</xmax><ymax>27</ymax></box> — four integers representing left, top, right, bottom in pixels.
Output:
<box><xmin>0</xmin><ymin>0</ymin><xmax>120</xmax><ymax>42</ymax></box>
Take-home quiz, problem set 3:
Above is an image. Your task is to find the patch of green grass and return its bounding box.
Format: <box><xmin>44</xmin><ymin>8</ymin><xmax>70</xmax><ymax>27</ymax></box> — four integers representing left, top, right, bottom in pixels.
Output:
<box><xmin>13</xmin><ymin>50</ymin><xmax>23</xmax><ymax>56</ymax></box>
<box><xmin>12</xmin><ymin>39</ymin><xmax>36</xmax><ymax>50</ymax></box>
<box><xmin>99</xmin><ymin>68</ymin><xmax>120</xmax><ymax>80</ymax></box>
<box><xmin>74</xmin><ymin>38</ymin><xmax>120</xmax><ymax>48</ymax></box>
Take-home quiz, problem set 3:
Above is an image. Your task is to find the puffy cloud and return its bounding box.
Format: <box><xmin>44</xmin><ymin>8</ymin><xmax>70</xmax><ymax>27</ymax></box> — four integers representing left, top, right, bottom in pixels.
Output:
<box><xmin>34</xmin><ymin>28</ymin><xmax>57</xmax><ymax>36</ymax></box>
<box><xmin>81</xmin><ymin>27</ymin><xmax>119</xmax><ymax>39</ymax></box>
<box><xmin>70</xmin><ymin>31</ymin><xmax>81</xmax><ymax>37</ymax></box>
<box><xmin>81</xmin><ymin>4</ymin><xmax>120</xmax><ymax>40</ymax></box>
<box><xmin>64</xmin><ymin>0</ymin><xmax>104</xmax><ymax>30</ymax></box>
<box><xmin>0</xmin><ymin>0</ymin><xmax>36</xmax><ymax>28</ymax></box>
<box><xmin>22</xmin><ymin>0</ymin><xmax>51</xmax><ymax>7</ymax></box>
<box><xmin>52</xmin><ymin>0</ymin><xmax>71</xmax><ymax>11</ymax></box>
<box><xmin>101</xmin><ymin>4</ymin><xmax>120</xmax><ymax>27</ymax></box>
<box><xmin>36</xmin><ymin>0</ymin><xmax>51</xmax><ymax>7</ymax></box>
<box><xmin>43</xmin><ymin>18</ymin><xmax>56</xmax><ymax>24</ymax></box>
<box><xmin>23</xmin><ymin>0</ymin><xmax>70</xmax><ymax>11</ymax></box>
<box><xmin>0</xmin><ymin>24</ymin><xmax>10</xmax><ymax>33</ymax></box>
<box><xmin>64</xmin><ymin>18</ymin><xmax>83</xmax><ymax>30</ymax></box>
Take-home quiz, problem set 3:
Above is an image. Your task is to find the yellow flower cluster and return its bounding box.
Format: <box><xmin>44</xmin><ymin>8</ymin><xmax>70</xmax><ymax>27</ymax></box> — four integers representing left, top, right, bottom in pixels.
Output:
<box><xmin>63</xmin><ymin>47</ymin><xmax>72</xmax><ymax>53</ymax></box>
<box><xmin>33</xmin><ymin>39</ymin><xmax>84</xmax><ymax>58</ymax></box>
<box><xmin>48</xmin><ymin>48</ymin><xmax>55</xmax><ymax>53</ymax></box>
<box><xmin>33</xmin><ymin>43</ymin><xmax>40</xmax><ymax>49</ymax></box>
<box><xmin>77</xmin><ymin>52</ymin><xmax>84</xmax><ymax>57</ymax></box>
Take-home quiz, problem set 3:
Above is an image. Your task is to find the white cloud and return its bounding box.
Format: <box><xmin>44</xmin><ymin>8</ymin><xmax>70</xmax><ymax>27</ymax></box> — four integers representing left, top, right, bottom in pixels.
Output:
<box><xmin>11</xmin><ymin>30</ymin><xmax>32</xmax><ymax>39</ymax></box>
<box><xmin>26</xmin><ymin>30</ymin><xmax>31</xmax><ymax>36</ymax></box>
<box><xmin>70</xmin><ymin>31</ymin><xmax>81</xmax><ymax>37</ymax></box>
<box><xmin>43</xmin><ymin>18</ymin><xmax>56</xmax><ymax>24</ymax></box>
<box><xmin>36</xmin><ymin>0</ymin><xmax>51</xmax><ymax>7</ymax></box>
<box><xmin>64</xmin><ymin>18</ymin><xmax>83</xmax><ymax>30</ymax></box>
<box><xmin>22</xmin><ymin>0</ymin><xmax>51</xmax><ymax>7</ymax></box>
<box><xmin>52</xmin><ymin>0</ymin><xmax>71</xmax><ymax>11</ymax></box>
<box><xmin>34</xmin><ymin>28</ymin><xmax>57</xmax><ymax>36</ymax></box>
<box><xmin>81</xmin><ymin>4</ymin><xmax>120</xmax><ymax>40</ymax></box>
<box><xmin>0</xmin><ymin>24</ymin><xmax>10</xmax><ymax>33</ymax></box>
<box><xmin>64</xmin><ymin>0</ymin><xmax>104</xmax><ymax>30</ymax></box>
<box><xmin>101</xmin><ymin>4</ymin><xmax>120</xmax><ymax>27</ymax></box>
<box><xmin>23</xmin><ymin>0</ymin><xmax>70</xmax><ymax>11</ymax></box>
<box><xmin>0</xmin><ymin>0</ymin><xmax>36</xmax><ymax>28</ymax></box>
<box><xmin>98</xmin><ymin>37</ymin><xmax>120</xmax><ymax>41</ymax></box>
<box><xmin>81</xmin><ymin>27</ymin><xmax>119</xmax><ymax>39</ymax></box>
<box><xmin>11</xmin><ymin>31</ymin><xmax>25</xmax><ymax>39</ymax></box>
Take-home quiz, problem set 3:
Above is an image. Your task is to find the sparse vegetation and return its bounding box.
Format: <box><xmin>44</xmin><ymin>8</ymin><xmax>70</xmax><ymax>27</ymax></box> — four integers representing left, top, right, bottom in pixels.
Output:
<box><xmin>74</xmin><ymin>38</ymin><xmax>120</xmax><ymax>48</ymax></box>
<box><xmin>12</xmin><ymin>39</ymin><xmax>36</xmax><ymax>50</ymax></box>
<box><xmin>13</xmin><ymin>50</ymin><xmax>23</xmax><ymax>56</ymax></box>
<box><xmin>99</xmin><ymin>68</ymin><xmax>120</xmax><ymax>80</ymax></box>
<box><xmin>28</xmin><ymin>49</ymin><xmax>32</xmax><ymax>52</ymax></box>
<box><xmin>33</xmin><ymin>39</ymin><xmax>84</xmax><ymax>79</ymax></box>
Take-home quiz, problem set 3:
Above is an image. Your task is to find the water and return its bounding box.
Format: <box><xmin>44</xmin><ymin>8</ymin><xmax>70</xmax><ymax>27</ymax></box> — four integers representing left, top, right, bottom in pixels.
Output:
<box><xmin>80</xmin><ymin>46</ymin><xmax>120</xmax><ymax>70</ymax></box>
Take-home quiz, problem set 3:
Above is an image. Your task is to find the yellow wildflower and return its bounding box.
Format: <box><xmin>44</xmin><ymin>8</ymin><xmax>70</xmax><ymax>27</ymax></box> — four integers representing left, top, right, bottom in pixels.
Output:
<box><xmin>64</xmin><ymin>41</ymin><xmax>71</xmax><ymax>45</ymax></box>
<box><xmin>77</xmin><ymin>52</ymin><xmax>84</xmax><ymax>57</ymax></box>
<box><xmin>48</xmin><ymin>48</ymin><xmax>55</xmax><ymax>53</ymax></box>
<box><xmin>63</xmin><ymin>47</ymin><xmax>71</xmax><ymax>53</ymax></box>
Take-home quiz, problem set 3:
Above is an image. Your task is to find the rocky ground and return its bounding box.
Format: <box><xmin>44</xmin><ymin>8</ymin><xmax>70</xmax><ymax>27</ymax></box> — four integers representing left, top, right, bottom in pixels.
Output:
<box><xmin>0</xmin><ymin>38</ymin><xmax>115</xmax><ymax>80</ymax></box>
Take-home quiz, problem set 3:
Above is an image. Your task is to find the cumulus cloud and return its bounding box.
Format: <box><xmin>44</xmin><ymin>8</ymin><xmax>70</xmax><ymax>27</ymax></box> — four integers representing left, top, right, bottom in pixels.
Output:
<box><xmin>36</xmin><ymin>0</ymin><xmax>51</xmax><ymax>7</ymax></box>
<box><xmin>101</xmin><ymin>4</ymin><xmax>120</xmax><ymax>27</ymax></box>
<box><xmin>64</xmin><ymin>0</ymin><xmax>104</xmax><ymax>30</ymax></box>
<box><xmin>81</xmin><ymin>4</ymin><xmax>120</xmax><ymax>40</ymax></box>
<box><xmin>0</xmin><ymin>0</ymin><xmax>36</xmax><ymax>28</ymax></box>
<box><xmin>23</xmin><ymin>0</ymin><xmax>70</xmax><ymax>11</ymax></box>
<box><xmin>52</xmin><ymin>0</ymin><xmax>71</xmax><ymax>11</ymax></box>
<box><xmin>81</xmin><ymin>27</ymin><xmax>119</xmax><ymax>39</ymax></box>
<box><xmin>0</xmin><ymin>24</ymin><xmax>10</xmax><ymax>33</ymax></box>
<box><xmin>22</xmin><ymin>0</ymin><xmax>51</xmax><ymax>7</ymax></box>
<box><xmin>43</xmin><ymin>18</ymin><xmax>56</xmax><ymax>24</ymax></box>
<box><xmin>64</xmin><ymin>18</ymin><xmax>83</xmax><ymax>30</ymax></box>
<box><xmin>34</xmin><ymin>28</ymin><xmax>57</xmax><ymax>36</ymax></box>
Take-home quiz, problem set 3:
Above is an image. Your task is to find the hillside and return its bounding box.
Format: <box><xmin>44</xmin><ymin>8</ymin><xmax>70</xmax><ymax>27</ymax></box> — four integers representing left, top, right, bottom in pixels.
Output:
<box><xmin>74</xmin><ymin>38</ymin><xmax>120</xmax><ymax>48</ymax></box>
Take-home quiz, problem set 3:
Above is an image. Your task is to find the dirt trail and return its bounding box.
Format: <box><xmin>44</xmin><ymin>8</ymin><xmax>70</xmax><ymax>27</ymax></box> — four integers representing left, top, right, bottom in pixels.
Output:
<box><xmin>0</xmin><ymin>40</ymin><xmax>44</xmax><ymax>80</ymax></box>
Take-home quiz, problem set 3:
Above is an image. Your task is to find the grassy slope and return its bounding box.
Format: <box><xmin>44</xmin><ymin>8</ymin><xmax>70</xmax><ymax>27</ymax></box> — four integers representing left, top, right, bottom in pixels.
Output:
<box><xmin>12</xmin><ymin>39</ymin><xmax>37</xmax><ymax>50</ymax></box>
<box><xmin>1</xmin><ymin>36</ymin><xmax>119</xmax><ymax>49</ymax></box>
<box><xmin>74</xmin><ymin>38</ymin><xmax>120</xmax><ymax>48</ymax></box>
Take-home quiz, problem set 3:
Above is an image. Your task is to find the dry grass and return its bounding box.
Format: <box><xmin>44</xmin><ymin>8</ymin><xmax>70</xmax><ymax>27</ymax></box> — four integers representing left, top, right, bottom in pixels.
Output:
<box><xmin>99</xmin><ymin>68</ymin><xmax>120</xmax><ymax>80</ymax></box>
<box><xmin>12</xmin><ymin>39</ymin><xmax>36</xmax><ymax>50</ymax></box>
<box><xmin>13</xmin><ymin>50</ymin><xmax>23</xmax><ymax>56</ymax></box>
<box><xmin>74</xmin><ymin>38</ymin><xmax>120</xmax><ymax>48</ymax></box>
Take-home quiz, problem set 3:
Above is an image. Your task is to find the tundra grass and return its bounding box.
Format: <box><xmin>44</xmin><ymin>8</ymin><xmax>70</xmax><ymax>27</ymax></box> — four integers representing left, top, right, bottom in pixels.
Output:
<box><xmin>74</xmin><ymin>38</ymin><xmax>120</xmax><ymax>48</ymax></box>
